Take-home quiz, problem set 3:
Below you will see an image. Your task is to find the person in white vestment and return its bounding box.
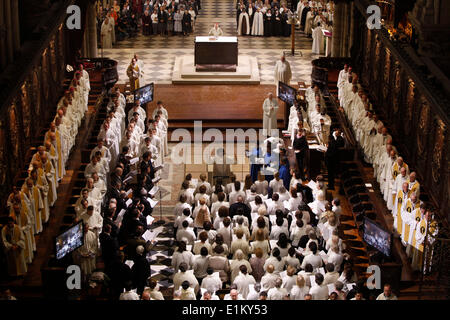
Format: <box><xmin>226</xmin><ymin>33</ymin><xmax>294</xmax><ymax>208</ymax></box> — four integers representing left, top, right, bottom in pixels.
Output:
<box><xmin>274</xmin><ymin>55</ymin><xmax>292</xmax><ymax>96</ymax></box>
<box><xmin>134</xmin><ymin>54</ymin><xmax>145</xmax><ymax>88</ymax></box>
<box><xmin>311</xmin><ymin>22</ymin><xmax>324</xmax><ymax>54</ymax></box>
<box><xmin>233</xmin><ymin>265</ymin><xmax>256</xmax><ymax>299</ymax></box>
<box><xmin>209</xmin><ymin>23</ymin><xmax>224</xmax><ymax>36</ymax></box>
<box><xmin>251</xmin><ymin>7</ymin><xmax>264</xmax><ymax>35</ymax></box>
<box><xmin>237</xmin><ymin>5</ymin><xmax>251</xmax><ymax>35</ymax></box>
<box><xmin>262</xmin><ymin>93</ymin><xmax>279</xmax><ymax>136</ymax></box>
<box><xmin>101</xmin><ymin>16</ymin><xmax>113</xmax><ymax>49</ymax></box>
<box><xmin>2</xmin><ymin>218</ymin><xmax>27</xmax><ymax>276</ymax></box>
<box><xmin>73</xmin><ymin>224</ymin><xmax>97</xmax><ymax>280</ymax></box>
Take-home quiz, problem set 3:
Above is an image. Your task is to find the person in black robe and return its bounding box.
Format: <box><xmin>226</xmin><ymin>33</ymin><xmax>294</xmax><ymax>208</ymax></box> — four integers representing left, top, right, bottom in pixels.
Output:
<box><xmin>247</xmin><ymin>3</ymin><xmax>255</xmax><ymax>32</ymax></box>
<box><xmin>237</xmin><ymin>5</ymin><xmax>245</xmax><ymax>26</ymax></box>
<box><xmin>300</xmin><ymin>5</ymin><xmax>310</xmax><ymax>30</ymax></box>
<box><xmin>182</xmin><ymin>10</ymin><xmax>192</xmax><ymax>35</ymax></box>
<box><xmin>263</xmin><ymin>9</ymin><xmax>273</xmax><ymax>37</ymax></box>
<box><xmin>105</xmin><ymin>252</ymin><xmax>132</xmax><ymax>299</ymax></box>
<box><xmin>325</xmin><ymin>128</ymin><xmax>345</xmax><ymax>190</ymax></box>
<box><xmin>142</xmin><ymin>9</ymin><xmax>152</xmax><ymax>35</ymax></box>
<box><xmin>131</xmin><ymin>245</ymin><xmax>151</xmax><ymax>296</ymax></box>
<box><xmin>272</xmin><ymin>9</ymin><xmax>282</xmax><ymax>36</ymax></box>
<box><xmin>157</xmin><ymin>7</ymin><xmax>168</xmax><ymax>36</ymax></box>
<box><xmin>281</xmin><ymin>10</ymin><xmax>291</xmax><ymax>37</ymax></box>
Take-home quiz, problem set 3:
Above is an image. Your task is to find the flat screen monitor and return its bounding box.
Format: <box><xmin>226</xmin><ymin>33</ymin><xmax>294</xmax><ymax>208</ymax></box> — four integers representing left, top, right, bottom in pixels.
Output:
<box><xmin>134</xmin><ymin>83</ymin><xmax>154</xmax><ymax>105</ymax></box>
<box><xmin>278</xmin><ymin>81</ymin><xmax>297</xmax><ymax>106</ymax></box>
<box><xmin>363</xmin><ymin>218</ymin><xmax>392</xmax><ymax>257</ymax></box>
<box><xmin>55</xmin><ymin>222</ymin><xmax>84</xmax><ymax>260</ymax></box>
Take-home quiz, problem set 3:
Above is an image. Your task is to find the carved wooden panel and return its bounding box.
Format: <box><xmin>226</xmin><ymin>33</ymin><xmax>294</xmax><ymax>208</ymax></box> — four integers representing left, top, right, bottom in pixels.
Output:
<box><xmin>431</xmin><ymin>118</ymin><xmax>446</xmax><ymax>184</ymax></box>
<box><xmin>0</xmin><ymin>124</ymin><xmax>9</xmax><ymax>205</ymax></box>
<box><xmin>416</xmin><ymin>94</ymin><xmax>429</xmax><ymax>157</ymax></box>
<box><xmin>50</xmin><ymin>36</ymin><xmax>58</xmax><ymax>83</ymax></box>
<box><xmin>41</xmin><ymin>49</ymin><xmax>50</xmax><ymax>102</ymax></box>
<box><xmin>7</xmin><ymin>102</ymin><xmax>22</xmax><ymax>171</ymax></box>
<box><xmin>32</xmin><ymin>67</ymin><xmax>42</xmax><ymax>129</ymax></box>
<box><xmin>392</xmin><ymin>62</ymin><xmax>402</xmax><ymax>118</ymax></box>
<box><xmin>19</xmin><ymin>81</ymin><xmax>32</xmax><ymax>144</ymax></box>
<box><xmin>382</xmin><ymin>48</ymin><xmax>391</xmax><ymax>102</ymax></box>
<box><xmin>373</xmin><ymin>38</ymin><xmax>381</xmax><ymax>85</ymax></box>
<box><xmin>363</xmin><ymin>29</ymin><xmax>372</xmax><ymax>86</ymax></box>
<box><xmin>57</xmin><ymin>24</ymin><xmax>65</xmax><ymax>84</ymax></box>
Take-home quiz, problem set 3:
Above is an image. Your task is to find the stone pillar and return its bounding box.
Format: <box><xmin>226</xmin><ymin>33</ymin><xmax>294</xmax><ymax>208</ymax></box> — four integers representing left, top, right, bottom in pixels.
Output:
<box><xmin>340</xmin><ymin>2</ymin><xmax>348</xmax><ymax>57</ymax></box>
<box><xmin>87</xmin><ymin>1</ymin><xmax>98</xmax><ymax>58</ymax></box>
<box><xmin>348</xmin><ymin>1</ymin><xmax>355</xmax><ymax>57</ymax></box>
<box><xmin>331</xmin><ymin>1</ymin><xmax>344</xmax><ymax>57</ymax></box>
<box><xmin>11</xmin><ymin>0</ymin><xmax>20</xmax><ymax>52</ymax></box>
<box><xmin>0</xmin><ymin>0</ymin><xmax>7</xmax><ymax>69</ymax></box>
<box><xmin>4</xmin><ymin>0</ymin><xmax>13</xmax><ymax>63</ymax></box>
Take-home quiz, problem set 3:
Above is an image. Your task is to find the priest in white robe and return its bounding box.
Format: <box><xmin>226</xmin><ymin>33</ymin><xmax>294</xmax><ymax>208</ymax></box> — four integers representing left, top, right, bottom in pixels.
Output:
<box><xmin>262</xmin><ymin>93</ymin><xmax>279</xmax><ymax>136</ymax></box>
<box><xmin>311</xmin><ymin>22</ymin><xmax>324</xmax><ymax>54</ymax></box>
<box><xmin>209</xmin><ymin>23</ymin><xmax>224</xmax><ymax>36</ymax></box>
<box><xmin>1</xmin><ymin>218</ymin><xmax>27</xmax><ymax>276</ymax></box>
<box><xmin>101</xmin><ymin>16</ymin><xmax>113</xmax><ymax>49</ymax></box>
<box><xmin>274</xmin><ymin>55</ymin><xmax>292</xmax><ymax>96</ymax></box>
<box><xmin>73</xmin><ymin>224</ymin><xmax>98</xmax><ymax>280</ymax></box>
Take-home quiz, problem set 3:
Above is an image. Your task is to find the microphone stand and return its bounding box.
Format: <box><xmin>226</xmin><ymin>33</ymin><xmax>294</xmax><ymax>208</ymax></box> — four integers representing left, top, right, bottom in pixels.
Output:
<box><xmin>154</xmin><ymin>184</ymin><xmax>165</xmax><ymax>226</ymax></box>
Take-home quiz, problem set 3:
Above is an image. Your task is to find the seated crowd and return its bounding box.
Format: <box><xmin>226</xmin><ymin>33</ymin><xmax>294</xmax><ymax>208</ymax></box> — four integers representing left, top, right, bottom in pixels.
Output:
<box><xmin>167</xmin><ymin>168</ymin><xmax>377</xmax><ymax>300</ymax></box>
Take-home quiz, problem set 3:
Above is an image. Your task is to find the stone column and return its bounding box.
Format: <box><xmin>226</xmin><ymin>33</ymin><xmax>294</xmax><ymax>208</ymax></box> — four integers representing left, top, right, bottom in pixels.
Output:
<box><xmin>0</xmin><ymin>0</ymin><xmax>7</xmax><ymax>69</ymax></box>
<box><xmin>11</xmin><ymin>0</ymin><xmax>20</xmax><ymax>52</ymax></box>
<box><xmin>348</xmin><ymin>1</ymin><xmax>355</xmax><ymax>57</ymax></box>
<box><xmin>331</xmin><ymin>0</ymin><xmax>344</xmax><ymax>57</ymax></box>
<box><xmin>87</xmin><ymin>1</ymin><xmax>98</xmax><ymax>58</ymax></box>
<box><xmin>4</xmin><ymin>0</ymin><xmax>13</xmax><ymax>63</ymax></box>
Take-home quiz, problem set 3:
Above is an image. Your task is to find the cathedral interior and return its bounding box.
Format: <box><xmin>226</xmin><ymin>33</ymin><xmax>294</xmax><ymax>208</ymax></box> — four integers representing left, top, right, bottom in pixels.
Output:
<box><xmin>0</xmin><ymin>0</ymin><xmax>449</xmax><ymax>301</ymax></box>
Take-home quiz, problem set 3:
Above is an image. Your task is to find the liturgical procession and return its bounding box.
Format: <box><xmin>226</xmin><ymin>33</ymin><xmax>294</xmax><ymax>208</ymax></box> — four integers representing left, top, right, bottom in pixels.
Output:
<box><xmin>0</xmin><ymin>0</ymin><xmax>450</xmax><ymax>306</ymax></box>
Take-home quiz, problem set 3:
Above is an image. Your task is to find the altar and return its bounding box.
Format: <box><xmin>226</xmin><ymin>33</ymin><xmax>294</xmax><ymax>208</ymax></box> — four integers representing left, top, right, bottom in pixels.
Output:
<box><xmin>172</xmin><ymin>36</ymin><xmax>259</xmax><ymax>84</ymax></box>
<box><xmin>194</xmin><ymin>36</ymin><xmax>238</xmax><ymax>71</ymax></box>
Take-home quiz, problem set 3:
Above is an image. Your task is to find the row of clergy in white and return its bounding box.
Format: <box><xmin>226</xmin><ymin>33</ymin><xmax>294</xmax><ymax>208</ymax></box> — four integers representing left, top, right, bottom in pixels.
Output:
<box><xmin>337</xmin><ymin>65</ymin><xmax>437</xmax><ymax>271</ymax></box>
<box><xmin>1</xmin><ymin>66</ymin><xmax>91</xmax><ymax>277</ymax></box>
<box><xmin>72</xmin><ymin>87</ymin><xmax>132</xmax><ymax>278</ymax></box>
<box><xmin>286</xmin><ymin>84</ymin><xmax>331</xmax><ymax>146</ymax></box>
<box><xmin>72</xmin><ymin>87</ymin><xmax>168</xmax><ymax>278</ymax></box>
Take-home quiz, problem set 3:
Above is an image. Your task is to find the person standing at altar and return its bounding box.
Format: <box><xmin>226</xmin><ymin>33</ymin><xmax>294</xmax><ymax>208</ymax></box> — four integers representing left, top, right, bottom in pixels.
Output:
<box><xmin>237</xmin><ymin>4</ymin><xmax>251</xmax><ymax>35</ymax></box>
<box><xmin>262</xmin><ymin>93</ymin><xmax>279</xmax><ymax>136</ymax></box>
<box><xmin>209</xmin><ymin>23</ymin><xmax>224</xmax><ymax>37</ymax></box>
<box><xmin>251</xmin><ymin>7</ymin><xmax>264</xmax><ymax>36</ymax></box>
<box><xmin>273</xmin><ymin>54</ymin><xmax>292</xmax><ymax>96</ymax></box>
<box><xmin>126</xmin><ymin>58</ymin><xmax>141</xmax><ymax>91</ymax></box>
